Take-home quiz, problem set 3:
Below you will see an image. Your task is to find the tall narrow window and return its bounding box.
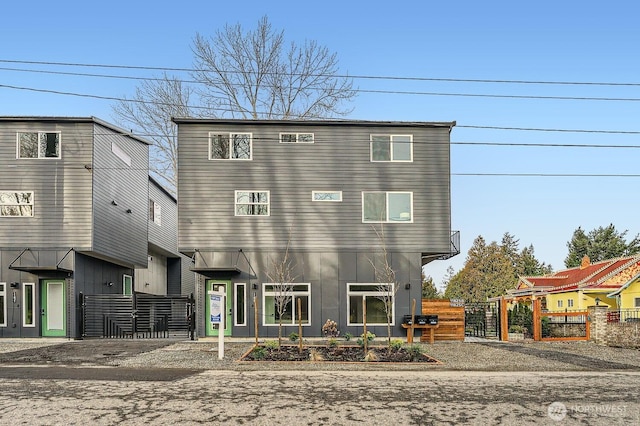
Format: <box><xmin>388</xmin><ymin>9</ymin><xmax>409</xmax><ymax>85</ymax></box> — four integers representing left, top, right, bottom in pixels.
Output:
<box><xmin>149</xmin><ymin>200</ymin><xmax>162</xmax><ymax>225</ymax></box>
<box><xmin>123</xmin><ymin>275</ymin><xmax>133</xmax><ymax>296</ymax></box>
<box><xmin>370</xmin><ymin>134</ymin><xmax>412</xmax><ymax>162</ymax></box>
<box><xmin>235</xmin><ymin>191</ymin><xmax>270</xmax><ymax>216</ymax></box>
<box><xmin>0</xmin><ymin>191</ymin><xmax>34</xmax><ymax>217</ymax></box>
<box><xmin>362</xmin><ymin>191</ymin><xmax>412</xmax><ymax>223</ymax></box>
<box><xmin>209</xmin><ymin>132</ymin><xmax>252</xmax><ymax>160</ymax></box>
<box><xmin>0</xmin><ymin>283</ymin><xmax>6</xmax><ymax>327</ymax></box>
<box><xmin>23</xmin><ymin>283</ymin><xmax>35</xmax><ymax>327</ymax></box>
<box><xmin>234</xmin><ymin>283</ymin><xmax>247</xmax><ymax>326</ymax></box>
<box><xmin>17</xmin><ymin>132</ymin><xmax>61</xmax><ymax>159</ymax></box>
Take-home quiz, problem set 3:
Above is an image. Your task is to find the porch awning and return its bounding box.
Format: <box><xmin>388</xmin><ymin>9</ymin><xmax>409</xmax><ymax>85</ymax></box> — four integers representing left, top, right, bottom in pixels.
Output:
<box><xmin>8</xmin><ymin>248</ymin><xmax>74</xmax><ymax>275</ymax></box>
<box><xmin>191</xmin><ymin>267</ymin><xmax>241</xmax><ymax>275</ymax></box>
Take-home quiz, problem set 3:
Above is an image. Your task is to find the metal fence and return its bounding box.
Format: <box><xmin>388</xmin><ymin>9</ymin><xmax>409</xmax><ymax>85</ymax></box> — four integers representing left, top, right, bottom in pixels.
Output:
<box><xmin>607</xmin><ymin>309</ymin><xmax>640</xmax><ymax>323</ymax></box>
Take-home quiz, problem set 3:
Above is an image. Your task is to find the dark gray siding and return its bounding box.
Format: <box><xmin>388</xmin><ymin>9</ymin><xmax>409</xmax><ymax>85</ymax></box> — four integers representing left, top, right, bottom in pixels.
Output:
<box><xmin>177</xmin><ymin>121</ymin><xmax>452</xmax><ymax>254</ymax></box>
<box><xmin>92</xmin><ymin>123</ymin><xmax>149</xmax><ymax>267</ymax></box>
<box><xmin>0</xmin><ymin>120</ymin><xmax>94</xmax><ymax>249</ymax></box>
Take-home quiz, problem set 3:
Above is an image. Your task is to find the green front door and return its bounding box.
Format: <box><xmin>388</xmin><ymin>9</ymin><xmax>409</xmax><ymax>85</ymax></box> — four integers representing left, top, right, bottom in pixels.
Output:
<box><xmin>205</xmin><ymin>280</ymin><xmax>232</xmax><ymax>337</ymax></box>
<box><xmin>41</xmin><ymin>280</ymin><xmax>66</xmax><ymax>337</ymax></box>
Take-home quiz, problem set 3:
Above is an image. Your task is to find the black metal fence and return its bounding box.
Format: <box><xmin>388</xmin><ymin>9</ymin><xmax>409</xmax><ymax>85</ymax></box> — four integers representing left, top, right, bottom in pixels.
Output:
<box><xmin>81</xmin><ymin>292</ymin><xmax>195</xmax><ymax>339</ymax></box>
<box><xmin>464</xmin><ymin>302</ymin><xmax>500</xmax><ymax>338</ymax></box>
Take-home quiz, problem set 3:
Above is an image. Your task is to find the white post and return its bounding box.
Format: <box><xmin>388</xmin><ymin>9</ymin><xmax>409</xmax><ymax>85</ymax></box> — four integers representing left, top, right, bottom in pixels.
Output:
<box><xmin>208</xmin><ymin>290</ymin><xmax>226</xmax><ymax>360</ymax></box>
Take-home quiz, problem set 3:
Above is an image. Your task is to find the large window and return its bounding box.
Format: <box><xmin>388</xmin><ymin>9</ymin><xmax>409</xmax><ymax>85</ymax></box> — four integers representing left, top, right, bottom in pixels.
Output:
<box><xmin>0</xmin><ymin>283</ymin><xmax>5</xmax><ymax>327</ymax></box>
<box><xmin>280</xmin><ymin>133</ymin><xmax>314</xmax><ymax>143</ymax></box>
<box><xmin>17</xmin><ymin>132</ymin><xmax>61</xmax><ymax>159</ymax></box>
<box><xmin>370</xmin><ymin>134</ymin><xmax>412</xmax><ymax>162</ymax></box>
<box><xmin>362</xmin><ymin>191</ymin><xmax>412</xmax><ymax>223</ymax></box>
<box><xmin>0</xmin><ymin>191</ymin><xmax>34</xmax><ymax>217</ymax></box>
<box><xmin>347</xmin><ymin>283</ymin><xmax>395</xmax><ymax>326</ymax></box>
<box><xmin>209</xmin><ymin>132</ymin><xmax>252</xmax><ymax>160</ymax></box>
<box><xmin>234</xmin><ymin>283</ymin><xmax>246</xmax><ymax>326</ymax></box>
<box><xmin>263</xmin><ymin>283</ymin><xmax>310</xmax><ymax>326</ymax></box>
<box><xmin>23</xmin><ymin>283</ymin><xmax>35</xmax><ymax>327</ymax></box>
<box><xmin>235</xmin><ymin>191</ymin><xmax>269</xmax><ymax>216</ymax></box>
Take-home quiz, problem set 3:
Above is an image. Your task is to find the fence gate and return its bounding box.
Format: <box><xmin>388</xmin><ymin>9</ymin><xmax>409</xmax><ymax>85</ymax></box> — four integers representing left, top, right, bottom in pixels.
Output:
<box><xmin>81</xmin><ymin>292</ymin><xmax>195</xmax><ymax>339</ymax></box>
<box><xmin>464</xmin><ymin>301</ymin><xmax>500</xmax><ymax>339</ymax></box>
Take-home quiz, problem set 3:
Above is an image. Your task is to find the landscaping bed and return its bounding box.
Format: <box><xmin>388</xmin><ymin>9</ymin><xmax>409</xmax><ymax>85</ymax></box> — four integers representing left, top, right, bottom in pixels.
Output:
<box><xmin>240</xmin><ymin>344</ymin><xmax>442</xmax><ymax>363</ymax></box>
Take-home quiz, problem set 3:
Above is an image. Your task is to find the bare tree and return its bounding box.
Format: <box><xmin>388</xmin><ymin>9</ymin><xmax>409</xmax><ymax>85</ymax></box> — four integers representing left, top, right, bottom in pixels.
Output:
<box><xmin>265</xmin><ymin>224</ymin><xmax>299</xmax><ymax>348</ymax></box>
<box><xmin>112</xmin><ymin>16</ymin><xmax>356</xmax><ymax>192</ymax></box>
<box><xmin>369</xmin><ymin>225</ymin><xmax>400</xmax><ymax>346</ymax></box>
<box><xmin>112</xmin><ymin>74</ymin><xmax>196</xmax><ymax>192</ymax></box>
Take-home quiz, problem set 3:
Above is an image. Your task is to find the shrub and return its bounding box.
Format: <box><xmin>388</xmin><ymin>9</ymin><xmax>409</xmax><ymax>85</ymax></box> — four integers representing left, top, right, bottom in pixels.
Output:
<box><xmin>509</xmin><ymin>325</ymin><xmax>525</xmax><ymax>333</ymax></box>
<box><xmin>322</xmin><ymin>319</ymin><xmax>340</xmax><ymax>338</ymax></box>
<box><xmin>327</xmin><ymin>338</ymin><xmax>338</xmax><ymax>348</ymax></box>
<box><xmin>357</xmin><ymin>331</ymin><xmax>376</xmax><ymax>347</ymax></box>
<box><xmin>251</xmin><ymin>346</ymin><xmax>265</xmax><ymax>360</ymax></box>
<box><xmin>389</xmin><ymin>339</ymin><xmax>404</xmax><ymax>351</ymax></box>
<box><xmin>407</xmin><ymin>344</ymin><xmax>423</xmax><ymax>360</ymax></box>
<box><xmin>343</xmin><ymin>332</ymin><xmax>353</xmax><ymax>341</ymax></box>
<box><xmin>288</xmin><ymin>332</ymin><xmax>299</xmax><ymax>342</ymax></box>
<box><xmin>265</xmin><ymin>340</ymin><xmax>279</xmax><ymax>349</ymax></box>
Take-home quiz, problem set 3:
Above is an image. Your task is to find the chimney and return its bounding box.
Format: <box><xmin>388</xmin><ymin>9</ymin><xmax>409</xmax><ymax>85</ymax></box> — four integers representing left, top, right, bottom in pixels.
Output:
<box><xmin>580</xmin><ymin>255</ymin><xmax>591</xmax><ymax>269</ymax></box>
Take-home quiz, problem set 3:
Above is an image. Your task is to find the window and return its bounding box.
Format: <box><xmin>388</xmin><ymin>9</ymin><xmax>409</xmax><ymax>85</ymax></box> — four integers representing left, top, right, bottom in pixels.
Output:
<box><xmin>370</xmin><ymin>134</ymin><xmax>412</xmax><ymax>162</ymax></box>
<box><xmin>263</xmin><ymin>283</ymin><xmax>310</xmax><ymax>326</ymax></box>
<box><xmin>23</xmin><ymin>283</ymin><xmax>35</xmax><ymax>327</ymax></box>
<box><xmin>0</xmin><ymin>191</ymin><xmax>34</xmax><ymax>217</ymax></box>
<box><xmin>149</xmin><ymin>200</ymin><xmax>162</xmax><ymax>225</ymax></box>
<box><xmin>280</xmin><ymin>133</ymin><xmax>314</xmax><ymax>143</ymax></box>
<box><xmin>347</xmin><ymin>283</ymin><xmax>395</xmax><ymax>326</ymax></box>
<box><xmin>0</xmin><ymin>283</ymin><xmax>5</xmax><ymax>327</ymax></box>
<box><xmin>112</xmin><ymin>142</ymin><xmax>131</xmax><ymax>166</ymax></box>
<box><xmin>234</xmin><ymin>283</ymin><xmax>246</xmax><ymax>326</ymax></box>
<box><xmin>209</xmin><ymin>132</ymin><xmax>252</xmax><ymax>160</ymax></box>
<box><xmin>362</xmin><ymin>191</ymin><xmax>412</xmax><ymax>223</ymax></box>
<box><xmin>312</xmin><ymin>191</ymin><xmax>342</xmax><ymax>202</ymax></box>
<box><xmin>17</xmin><ymin>132</ymin><xmax>61</xmax><ymax>159</ymax></box>
<box><xmin>123</xmin><ymin>275</ymin><xmax>133</xmax><ymax>296</ymax></box>
<box><xmin>557</xmin><ymin>300</ymin><xmax>563</xmax><ymax>308</ymax></box>
<box><xmin>635</xmin><ymin>297</ymin><xmax>640</xmax><ymax>308</ymax></box>
<box><xmin>567</xmin><ymin>299</ymin><xmax>574</xmax><ymax>308</ymax></box>
<box><xmin>235</xmin><ymin>191</ymin><xmax>269</xmax><ymax>216</ymax></box>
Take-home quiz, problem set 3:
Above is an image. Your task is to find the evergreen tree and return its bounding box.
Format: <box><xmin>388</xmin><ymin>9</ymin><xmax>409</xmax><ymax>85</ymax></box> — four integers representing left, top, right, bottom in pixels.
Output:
<box><xmin>565</xmin><ymin>224</ymin><xmax>640</xmax><ymax>268</ymax></box>
<box><xmin>421</xmin><ymin>274</ymin><xmax>441</xmax><ymax>299</ymax></box>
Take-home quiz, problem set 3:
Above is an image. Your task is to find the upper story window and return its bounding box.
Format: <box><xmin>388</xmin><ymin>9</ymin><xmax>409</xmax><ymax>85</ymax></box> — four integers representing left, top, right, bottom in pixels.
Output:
<box><xmin>0</xmin><ymin>191</ymin><xmax>34</xmax><ymax>217</ymax></box>
<box><xmin>149</xmin><ymin>200</ymin><xmax>162</xmax><ymax>225</ymax></box>
<box><xmin>209</xmin><ymin>132</ymin><xmax>252</xmax><ymax>160</ymax></box>
<box><xmin>235</xmin><ymin>191</ymin><xmax>269</xmax><ymax>216</ymax></box>
<box><xmin>17</xmin><ymin>132</ymin><xmax>61</xmax><ymax>159</ymax></box>
<box><xmin>280</xmin><ymin>133</ymin><xmax>314</xmax><ymax>143</ymax></box>
<box><xmin>370</xmin><ymin>134</ymin><xmax>412</xmax><ymax>162</ymax></box>
<box><xmin>312</xmin><ymin>191</ymin><xmax>342</xmax><ymax>202</ymax></box>
<box><xmin>362</xmin><ymin>191</ymin><xmax>412</xmax><ymax>223</ymax></box>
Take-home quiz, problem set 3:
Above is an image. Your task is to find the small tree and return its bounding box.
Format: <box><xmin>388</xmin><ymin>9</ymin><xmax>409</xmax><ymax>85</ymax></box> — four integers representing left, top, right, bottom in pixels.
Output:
<box><xmin>265</xmin><ymin>224</ymin><xmax>298</xmax><ymax>349</ymax></box>
<box><xmin>369</xmin><ymin>225</ymin><xmax>400</xmax><ymax>346</ymax></box>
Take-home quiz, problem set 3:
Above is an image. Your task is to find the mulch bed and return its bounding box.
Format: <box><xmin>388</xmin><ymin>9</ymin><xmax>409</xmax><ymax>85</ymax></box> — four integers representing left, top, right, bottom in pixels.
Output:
<box><xmin>240</xmin><ymin>344</ymin><xmax>442</xmax><ymax>363</ymax></box>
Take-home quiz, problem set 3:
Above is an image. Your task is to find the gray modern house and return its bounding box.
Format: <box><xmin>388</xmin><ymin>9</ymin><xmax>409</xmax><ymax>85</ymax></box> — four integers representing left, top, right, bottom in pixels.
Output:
<box><xmin>137</xmin><ymin>176</ymin><xmax>195</xmax><ymax>296</ymax></box>
<box><xmin>173</xmin><ymin>118</ymin><xmax>459</xmax><ymax>339</ymax></box>
<box><xmin>0</xmin><ymin>117</ymin><xmax>151</xmax><ymax>338</ymax></box>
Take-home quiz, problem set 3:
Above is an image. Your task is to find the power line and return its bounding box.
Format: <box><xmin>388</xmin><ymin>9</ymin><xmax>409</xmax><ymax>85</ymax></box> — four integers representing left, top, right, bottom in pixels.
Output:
<box><xmin>2</xmin><ymin>58</ymin><xmax>640</xmax><ymax>87</ymax></box>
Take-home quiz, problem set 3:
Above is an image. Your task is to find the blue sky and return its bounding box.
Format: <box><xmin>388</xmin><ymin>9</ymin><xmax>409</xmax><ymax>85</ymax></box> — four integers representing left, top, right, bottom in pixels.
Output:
<box><xmin>2</xmin><ymin>1</ymin><xmax>639</xmax><ymax>288</ymax></box>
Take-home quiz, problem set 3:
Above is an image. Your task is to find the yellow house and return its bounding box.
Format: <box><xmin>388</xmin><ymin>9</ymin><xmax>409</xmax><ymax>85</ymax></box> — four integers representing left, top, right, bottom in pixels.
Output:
<box><xmin>508</xmin><ymin>255</ymin><xmax>640</xmax><ymax>312</ymax></box>
<box><xmin>607</xmin><ymin>273</ymin><xmax>640</xmax><ymax>310</ymax></box>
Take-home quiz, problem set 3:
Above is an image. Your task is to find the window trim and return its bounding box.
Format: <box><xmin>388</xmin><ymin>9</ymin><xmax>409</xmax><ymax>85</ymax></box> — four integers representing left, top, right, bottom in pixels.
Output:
<box><xmin>235</xmin><ymin>190</ymin><xmax>270</xmax><ymax>216</ymax></box>
<box><xmin>262</xmin><ymin>283</ymin><xmax>311</xmax><ymax>327</ymax></box>
<box><xmin>0</xmin><ymin>191</ymin><xmax>34</xmax><ymax>217</ymax></box>
<box><xmin>234</xmin><ymin>283</ymin><xmax>247</xmax><ymax>326</ymax></box>
<box><xmin>0</xmin><ymin>283</ymin><xmax>6</xmax><ymax>327</ymax></box>
<box><xmin>208</xmin><ymin>132</ymin><xmax>253</xmax><ymax>160</ymax></box>
<box><xmin>370</xmin><ymin>134</ymin><xmax>413</xmax><ymax>162</ymax></box>
<box><xmin>279</xmin><ymin>132</ymin><xmax>315</xmax><ymax>144</ymax></box>
<box><xmin>347</xmin><ymin>283</ymin><xmax>395</xmax><ymax>326</ymax></box>
<box><xmin>16</xmin><ymin>131</ymin><xmax>61</xmax><ymax>159</ymax></box>
<box><xmin>23</xmin><ymin>282</ymin><xmax>35</xmax><ymax>327</ymax></box>
<box><xmin>312</xmin><ymin>191</ymin><xmax>342</xmax><ymax>202</ymax></box>
<box><xmin>362</xmin><ymin>191</ymin><xmax>413</xmax><ymax>223</ymax></box>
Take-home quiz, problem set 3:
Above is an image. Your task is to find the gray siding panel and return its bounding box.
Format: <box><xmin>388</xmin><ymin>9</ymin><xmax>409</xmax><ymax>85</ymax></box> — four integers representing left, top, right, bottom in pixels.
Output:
<box><xmin>92</xmin><ymin>123</ymin><xmax>149</xmax><ymax>267</ymax></box>
<box><xmin>0</xmin><ymin>121</ymin><xmax>94</xmax><ymax>248</ymax></box>
<box><xmin>178</xmin><ymin>122</ymin><xmax>452</xmax><ymax>254</ymax></box>
<box><xmin>148</xmin><ymin>179</ymin><xmax>178</xmax><ymax>254</ymax></box>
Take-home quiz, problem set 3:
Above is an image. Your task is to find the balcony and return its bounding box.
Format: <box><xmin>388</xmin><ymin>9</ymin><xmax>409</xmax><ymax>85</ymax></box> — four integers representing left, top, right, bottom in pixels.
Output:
<box><xmin>421</xmin><ymin>231</ymin><xmax>461</xmax><ymax>265</ymax></box>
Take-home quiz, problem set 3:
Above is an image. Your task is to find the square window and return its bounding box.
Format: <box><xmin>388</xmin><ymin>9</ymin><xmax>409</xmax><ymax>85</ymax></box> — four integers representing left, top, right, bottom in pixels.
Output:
<box><xmin>209</xmin><ymin>132</ymin><xmax>252</xmax><ymax>160</ymax></box>
<box><xmin>0</xmin><ymin>191</ymin><xmax>34</xmax><ymax>217</ymax></box>
<box><xmin>235</xmin><ymin>191</ymin><xmax>270</xmax><ymax>216</ymax></box>
<box><xmin>370</xmin><ymin>134</ymin><xmax>412</xmax><ymax>162</ymax></box>
<box><xmin>362</xmin><ymin>192</ymin><xmax>412</xmax><ymax>223</ymax></box>
<box><xmin>17</xmin><ymin>132</ymin><xmax>60</xmax><ymax>159</ymax></box>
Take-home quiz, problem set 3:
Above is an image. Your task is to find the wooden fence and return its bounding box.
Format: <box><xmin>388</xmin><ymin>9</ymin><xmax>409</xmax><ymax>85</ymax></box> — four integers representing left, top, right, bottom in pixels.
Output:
<box><xmin>421</xmin><ymin>299</ymin><xmax>465</xmax><ymax>342</ymax></box>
